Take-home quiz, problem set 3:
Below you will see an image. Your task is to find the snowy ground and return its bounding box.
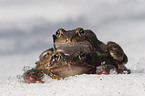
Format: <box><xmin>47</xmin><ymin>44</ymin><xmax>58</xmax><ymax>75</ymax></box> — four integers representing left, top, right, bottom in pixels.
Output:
<box><xmin>0</xmin><ymin>0</ymin><xmax>145</xmax><ymax>96</ymax></box>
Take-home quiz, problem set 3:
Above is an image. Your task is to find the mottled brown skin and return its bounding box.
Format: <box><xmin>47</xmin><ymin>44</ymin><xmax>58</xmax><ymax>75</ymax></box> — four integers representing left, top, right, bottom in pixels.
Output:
<box><xmin>47</xmin><ymin>51</ymin><xmax>96</xmax><ymax>79</ymax></box>
<box><xmin>53</xmin><ymin>27</ymin><xmax>106</xmax><ymax>55</ymax></box>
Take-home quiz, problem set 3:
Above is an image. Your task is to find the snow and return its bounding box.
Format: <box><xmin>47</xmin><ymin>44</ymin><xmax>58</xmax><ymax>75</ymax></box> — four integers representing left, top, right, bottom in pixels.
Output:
<box><xmin>0</xmin><ymin>0</ymin><xmax>145</xmax><ymax>96</ymax></box>
<box><xmin>0</xmin><ymin>74</ymin><xmax>145</xmax><ymax>96</ymax></box>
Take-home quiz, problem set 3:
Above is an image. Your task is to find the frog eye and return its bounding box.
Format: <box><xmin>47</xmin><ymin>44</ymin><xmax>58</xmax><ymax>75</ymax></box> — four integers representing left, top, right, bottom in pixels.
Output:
<box><xmin>52</xmin><ymin>54</ymin><xmax>61</xmax><ymax>61</ymax></box>
<box><xmin>79</xmin><ymin>53</ymin><xmax>86</xmax><ymax>60</ymax></box>
<box><xmin>56</xmin><ymin>31</ymin><xmax>62</xmax><ymax>38</ymax></box>
<box><xmin>50</xmin><ymin>55</ymin><xmax>61</xmax><ymax>67</ymax></box>
<box><xmin>55</xmin><ymin>28</ymin><xmax>65</xmax><ymax>38</ymax></box>
<box><xmin>78</xmin><ymin>28</ymin><xmax>85</xmax><ymax>37</ymax></box>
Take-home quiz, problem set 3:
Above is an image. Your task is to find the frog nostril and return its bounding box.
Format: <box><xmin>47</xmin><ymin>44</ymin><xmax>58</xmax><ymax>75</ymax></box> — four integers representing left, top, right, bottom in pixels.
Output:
<box><xmin>65</xmin><ymin>38</ymin><xmax>69</xmax><ymax>41</ymax></box>
<box><xmin>79</xmin><ymin>53</ymin><xmax>86</xmax><ymax>60</ymax></box>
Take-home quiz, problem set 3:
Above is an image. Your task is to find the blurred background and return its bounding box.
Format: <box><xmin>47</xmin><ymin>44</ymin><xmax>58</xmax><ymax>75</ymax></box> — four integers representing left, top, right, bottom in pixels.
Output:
<box><xmin>0</xmin><ymin>0</ymin><xmax>145</xmax><ymax>80</ymax></box>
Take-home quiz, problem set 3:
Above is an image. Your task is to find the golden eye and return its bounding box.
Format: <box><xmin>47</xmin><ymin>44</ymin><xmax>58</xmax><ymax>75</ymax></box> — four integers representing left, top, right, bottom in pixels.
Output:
<box><xmin>50</xmin><ymin>55</ymin><xmax>61</xmax><ymax>67</ymax></box>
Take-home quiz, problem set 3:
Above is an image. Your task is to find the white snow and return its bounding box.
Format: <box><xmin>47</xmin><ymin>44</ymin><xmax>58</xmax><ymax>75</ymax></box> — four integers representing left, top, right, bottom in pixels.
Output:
<box><xmin>0</xmin><ymin>0</ymin><xmax>145</xmax><ymax>96</ymax></box>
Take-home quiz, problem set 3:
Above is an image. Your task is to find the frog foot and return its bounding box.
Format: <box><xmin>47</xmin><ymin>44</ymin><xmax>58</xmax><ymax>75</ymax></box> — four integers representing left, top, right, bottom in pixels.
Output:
<box><xmin>23</xmin><ymin>68</ymin><xmax>44</xmax><ymax>83</ymax></box>
<box><xmin>96</xmin><ymin>65</ymin><xmax>117</xmax><ymax>75</ymax></box>
<box><xmin>117</xmin><ymin>65</ymin><xmax>131</xmax><ymax>74</ymax></box>
<box><xmin>48</xmin><ymin>71</ymin><xmax>64</xmax><ymax>80</ymax></box>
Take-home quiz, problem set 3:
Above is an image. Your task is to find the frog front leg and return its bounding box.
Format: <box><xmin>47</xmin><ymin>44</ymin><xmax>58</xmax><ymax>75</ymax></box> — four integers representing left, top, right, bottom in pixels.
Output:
<box><xmin>117</xmin><ymin>64</ymin><xmax>131</xmax><ymax>74</ymax></box>
<box><xmin>23</xmin><ymin>68</ymin><xmax>44</xmax><ymax>83</ymax></box>
<box><xmin>46</xmin><ymin>68</ymin><xmax>64</xmax><ymax>80</ymax></box>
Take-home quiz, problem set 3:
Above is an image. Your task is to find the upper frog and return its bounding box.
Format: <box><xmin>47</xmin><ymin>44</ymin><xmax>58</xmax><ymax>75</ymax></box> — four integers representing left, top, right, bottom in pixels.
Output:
<box><xmin>53</xmin><ymin>28</ymin><xmax>106</xmax><ymax>55</ymax></box>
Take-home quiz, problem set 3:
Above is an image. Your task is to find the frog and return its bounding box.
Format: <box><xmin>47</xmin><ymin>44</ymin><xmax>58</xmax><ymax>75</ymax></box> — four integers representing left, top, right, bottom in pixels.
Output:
<box><xmin>53</xmin><ymin>27</ymin><xmax>106</xmax><ymax>56</ymax></box>
<box><xmin>23</xmin><ymin>46</ymin><xmax>100</xmax><ymax>82</ymax></box>
<box><xmin>24</xmin><ymin>51</ymin><xmax>97</xmax><ymax>82</ymax></box>
<box><xmin>46</xmin><ymin>51</ymin><xmax>96</xmax><ymax>79</ymax></box>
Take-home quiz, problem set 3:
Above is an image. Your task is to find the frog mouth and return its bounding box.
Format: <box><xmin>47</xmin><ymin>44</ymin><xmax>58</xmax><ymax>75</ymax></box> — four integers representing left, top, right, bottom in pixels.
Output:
<box><xmin>50</xmin><ymin>65</ymin><xmax>93</xmax><ymax>77</ymax></box>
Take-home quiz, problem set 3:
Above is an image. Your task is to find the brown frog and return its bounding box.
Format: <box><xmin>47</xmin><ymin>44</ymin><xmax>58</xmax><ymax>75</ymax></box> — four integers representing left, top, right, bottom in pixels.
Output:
<box><xmin>53</xmin><ymin>27</ymin><xmax>106</xmax><ymax>55</ymax></box>
<box><xmin>47</xmin><ymin>51</ymin><xmax>96</xmax><ymax>79</ymax></box>
<box><xmin>24</xmin><ymin>51</ymin><xmax>96</xmax><ymax>82</ymax></box>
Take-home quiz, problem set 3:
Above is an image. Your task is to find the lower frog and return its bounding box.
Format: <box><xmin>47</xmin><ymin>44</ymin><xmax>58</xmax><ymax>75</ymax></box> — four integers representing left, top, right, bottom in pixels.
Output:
<box><xmin>23</xmin><ymin>51</ymin><xmax>97</xmax><ymax>82</ymax></box>
<box><xmin>47</xmin><ymin>51</ymin><xmax>96</xmax><ymax>79</ymax></box>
